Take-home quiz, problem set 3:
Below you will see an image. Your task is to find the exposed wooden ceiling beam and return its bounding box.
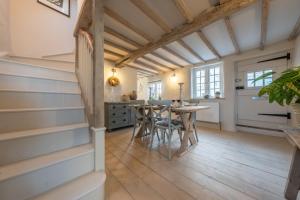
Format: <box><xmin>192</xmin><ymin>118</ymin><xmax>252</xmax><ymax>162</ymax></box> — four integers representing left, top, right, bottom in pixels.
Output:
<box><xmin>134</xmin><ymin>60</ymin><xmax>164</xmax><ymax>72</ymax></box>
<box><xmin>125</xmin><ymin>64</ymin><xmax>159</xmax><ymax>74</ymax></box>
<box><xmin>151</xmin><ymin>52</ymin><xmax>184</xmax><ymax>68</ymax></box>
<box><xmin>105</xmin><ymin>58</ymin><xmax>117</xmax><ymax>63</ymax></box>
<box><xmin>289</xmin><ymin>15</ymin><xmax>300</xmax><ymax>41</ymax></box>
<box><xmin>260</xmin><ymin>0</ymin><xmax>269</xmax><ymax>50</ymax></box>
<box><xmin>130</xmin><ymin>0</ymin><xmax>172</xmax><ymax>33</ymax></box>
<box><xmin>196</xmin><ymin>31</ymin><xmax>221</xmax><ymax>59</ymax></box>
<box><xmin>104</xmin><ymin>6</ymin><xmax>154</xmax><ymax>42</ymax></box>
<box><xmin>161</xmin><ymin>46</ymin><xmax>192</xmax><ymax>64</ymax></box>
<box><xmin>177</xmin><ymin>39</ymin><xmax>204</xmax><ymax>62</ymax></box>
<box><xmin>104</xmin><ymin>40</ymin><xmax>131</xmax><ymax>53</ymax></box>
<box><xmin>105</xmin><ymin>26</ymin><xmax>142</xmax><ymax>48</ymax></box>
<box><xmin>173</xmin><ymin>0</ymin><xmax>193</xmax><ymax>23</ymax></box>
<box><xmin>104</xmin><ymin>49</ymin><xmax>123</xmax><ymax>58</ymax></box>
<box><xmin>116</xmin><ymin>0</ymin><xmax>256</xmax><ymax>67</ymax></box>
<box><xmin>141</xmin><ymin>56</ymin><xmax>175</xmax><ymax>71</ymax></box>
<box><xmin>224</xmin><ymin>16</ymin><xmax>240</xmax><ymax>53</ymax></box>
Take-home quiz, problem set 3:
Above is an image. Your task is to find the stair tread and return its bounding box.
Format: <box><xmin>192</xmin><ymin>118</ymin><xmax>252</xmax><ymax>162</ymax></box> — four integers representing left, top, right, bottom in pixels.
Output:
<box><xmin>0</xmin><ymin>144</ymin><xmax>94</xmax><ymax>182</ymax></box>
<box><xmin>0</xmin><ymin>70</ymin><xmax>78</xmax><ymax>83</ymax></box>
<box><xmin>0</xmin><ymin>58</ymin><xmax>75</xmax><ymax>73</ymax></box>
<box><xmin>0</xmin><ymin>106</ymin><xmax>85</xmax><ymax>113</ymax></box>
<box><xmin>0</xmin><ymin>123</ymin><xmax>89</xmax><ymax>142</ymax></box>
<box><xmin>34</xmin><ymin>172</ymin><xmax>106</xmax><ymax>200</ymax></box>
<box><xmin>0</xmin><ymin>88</ymin><xmax>81</xmax><ymax>94</ymax></box>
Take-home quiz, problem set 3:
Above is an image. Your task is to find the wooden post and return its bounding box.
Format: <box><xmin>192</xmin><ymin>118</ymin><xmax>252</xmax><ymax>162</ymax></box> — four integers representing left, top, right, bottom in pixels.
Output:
<box><xmin>91</xmin><ymin>0</ymin><xmax>105</xmax><ymax>172</ymax></box>
<box><xmin>92</xmin><ymin>0</ymin><xmax>104</xmax><ymax>128</ymax></box>
<box><xmin>285</xmin><ymin>147</ymin><xmax>300</xmax><ymax>200</ymax></box>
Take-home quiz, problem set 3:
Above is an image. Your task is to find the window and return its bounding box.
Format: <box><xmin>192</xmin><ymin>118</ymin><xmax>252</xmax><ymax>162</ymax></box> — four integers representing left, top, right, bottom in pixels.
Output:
<box><xmin>246</xmin><ymin>69</ymin><xmax>272</xmax><ymax>88</ymax></box>
<box><xmin>191</xmin><ymin>62</ymin><xmax>224</xmax><ymax>98</ymax></box>
<box><xmin>148</xmin><ymin>81</ymin><xmax>162</xmax><ymax>100</ymax></box>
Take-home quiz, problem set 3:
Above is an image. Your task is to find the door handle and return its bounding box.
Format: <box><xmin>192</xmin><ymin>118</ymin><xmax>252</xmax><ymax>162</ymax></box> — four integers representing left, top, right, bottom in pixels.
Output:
<box><xmin>258</xmin><ymin>113</ymin><xmax>291</xmax><ymax>119</ymax></box>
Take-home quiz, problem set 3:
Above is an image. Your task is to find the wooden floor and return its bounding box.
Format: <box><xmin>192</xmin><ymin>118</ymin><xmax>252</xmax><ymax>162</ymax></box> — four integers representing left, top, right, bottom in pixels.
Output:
<box><xmin>105</xmin><ymin>127</ymin><xmax>297</xmax><ymax>200</ymax></box>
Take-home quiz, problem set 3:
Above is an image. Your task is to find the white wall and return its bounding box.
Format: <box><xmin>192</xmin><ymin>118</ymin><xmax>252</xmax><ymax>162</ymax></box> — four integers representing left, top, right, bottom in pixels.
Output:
<box><xmin>149</xmin><ymin>41</ymin><xmax>294</xmax><ymax>132</ymax></box>
<box><xmin>294</xmin><ymin>35</ymin><xmax>300</xmax><ymax>66</ymax></box>
<box><xmin>9</xmin><ymin>0</ymin><xmax>78</xmax><ymax>58</ymax></box>
<box><xmin>104</xmin><ymin>61</ymin><xmax>137</xmax><ymax>102</ymax></box>
<box><xmin>0</xmin><ymin>0</ymin><xmax>10</xmax><ymax>55</ymax></box>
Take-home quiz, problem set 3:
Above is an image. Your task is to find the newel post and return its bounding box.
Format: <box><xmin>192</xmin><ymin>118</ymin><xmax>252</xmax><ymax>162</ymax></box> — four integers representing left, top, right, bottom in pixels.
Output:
<box><xmin>91</xmin><ymin>0</ymin><xmax>105</xmax><ymax>172</ymax></box>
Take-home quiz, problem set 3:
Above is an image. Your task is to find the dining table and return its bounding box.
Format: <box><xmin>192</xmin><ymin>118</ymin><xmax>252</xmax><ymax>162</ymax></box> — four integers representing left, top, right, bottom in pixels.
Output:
<box><xmin>132</xmin><ymin>104</ymin><xmax>210</xmax><ymax>156</ymax></box>
<box><xmin>172</xmin><ymin>105</ymin><xmax>210</xmax><ymax>156</ymax></box>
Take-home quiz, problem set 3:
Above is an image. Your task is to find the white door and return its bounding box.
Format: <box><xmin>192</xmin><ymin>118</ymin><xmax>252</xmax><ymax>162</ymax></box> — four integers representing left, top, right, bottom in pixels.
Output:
<box><xmin>235</xmin><ymin>52</ymin><xmax>291</xmax><ymax>136</ymax></box>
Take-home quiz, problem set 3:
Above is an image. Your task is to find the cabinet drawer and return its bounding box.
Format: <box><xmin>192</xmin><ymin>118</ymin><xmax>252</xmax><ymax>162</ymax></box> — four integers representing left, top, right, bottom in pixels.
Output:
<box><xmin>108</xmin><ymin>104</ymin><xmax>128</xmax><ymax>112</ymax></box>
<box><xmin>109</xmin><ymin>117</ymin><xmax>129</xmax><ymax>129</ymax></box>
<box><xmin>109</xmin><ymin>109</ymin><xmax>129</xmax><ymax>118</ymax></box>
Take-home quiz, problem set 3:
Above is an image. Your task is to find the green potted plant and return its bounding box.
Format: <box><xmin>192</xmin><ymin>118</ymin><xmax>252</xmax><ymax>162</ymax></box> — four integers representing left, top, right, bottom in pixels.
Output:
<box><xmin>255</xmin><ymin>67</ymin><xmax>299</xmax><ymax>105</ymax></box>
<box><xmin>255</xmin><ymin>66</ymin><xmax>300</xmax><ymax>126</ymax></box>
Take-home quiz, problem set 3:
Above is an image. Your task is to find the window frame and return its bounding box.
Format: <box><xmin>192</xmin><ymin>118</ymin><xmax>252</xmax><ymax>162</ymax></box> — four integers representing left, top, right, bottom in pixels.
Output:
<box><xmin>191</xmin><ymin>62</ymin><xmax>224</xmax><ymax>99</ymax></box>
<box><xmin>245</xmin><ymin>69</ymin><xmax>273</xmax><ymax>89</ymax></box>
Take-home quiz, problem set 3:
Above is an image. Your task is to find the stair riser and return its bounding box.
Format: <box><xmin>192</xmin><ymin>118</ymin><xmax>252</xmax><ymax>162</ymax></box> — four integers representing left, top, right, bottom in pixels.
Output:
<box><xmin>0</xmin><ymin>109</ymin><xmax>86</xmax><ymax>133</ymax></box>
<box><xmin>0</xmin><ymin>74</ymin><xmax>80</xmax><ymax>93</ymax></box>
<box><xmin>0</xmin><ymin>92</ymin><xmax>82</xmax><ymax>109</ymax></box>
<box><xmin>0</xmin><ymin>153</ymin><xmax>94</xmax><ymax>200</ymax></box>
<box><xmin>0</xmin><ymin>61</ymin><xmax>77</xmax><ymax>82</ymax></box>
<box><xmin>0</xmin><ymin>127</ymin><xmax>90</xmax><ymax>166</ymax></box>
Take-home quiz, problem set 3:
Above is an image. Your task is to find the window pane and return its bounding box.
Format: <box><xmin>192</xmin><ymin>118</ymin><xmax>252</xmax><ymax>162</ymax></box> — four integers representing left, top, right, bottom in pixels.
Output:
<box><xmin>215</xmin><ymin>82</ymin><xmax>220</xmax><ymax>88</ymax></box>
<box><xmin>201</xmin><ymin>77</ymin><xmax>205</xmax><ymax>83</ymax></box>
<box><xmin>264</xmin><ymin>78</ymin><xmax>272</xmax><ymax>86</ymax></box>
<box><xmin>209</xmin><ymin>68</ymin><xmax>214</xmax><ymax>75</ymax></box>
<box><xmin>210</xmin><ymin>76</ymin><xmax>215</xmax><ymax>82</ymax></box>
<box><xmin>196</xmin><ymin>71</ymin><xmax>200</xmax><ymax>77</ymax></box>
<box><xmin>247</xmin><ymin>80</ymin><xmax>254</xmax><ymax>87</ymax></box>
<box><xmin>255</xmin><ymin>79</ymin><xmax>263</xmax><ymax>87</ymax></box>
<box><xmin>255</xmin><ymin>71</ymin><xmax>263</xmax><ymax>78</ymax></box>
<box><xmin>210</xmin><ymin>90</ymin><xmax>215</xmax><ymax>96</ymax></box>
<box><xmin>215</xmin><ymin>67</ymin><xmax>220</xmax><ymax>74</ymax></box>
<box><xmin>210</xmin><ymin>82</ymin><xmax>215</xmax><ymax>89</ymax></box>
<box><xmin>215</xmin><ymin>75</ymin><xmax>220</xmax><ymax>82</ymax></box>
<box><xmin>247</xmin><ymin>72</ymin><xmax>254</xmax><ymax>79</ymax></box>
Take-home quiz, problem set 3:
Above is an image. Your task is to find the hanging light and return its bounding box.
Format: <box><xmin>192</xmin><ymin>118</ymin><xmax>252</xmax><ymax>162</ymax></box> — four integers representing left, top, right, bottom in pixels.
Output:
<box><xmin>170</xmin><ymin>71</ymin><xmax>177</xmax><ymax>83</ymax></box>
<box><xmin>108</xmin><ymin>68</ymin><xmax>120</xmax><ymax>87</ymax></box>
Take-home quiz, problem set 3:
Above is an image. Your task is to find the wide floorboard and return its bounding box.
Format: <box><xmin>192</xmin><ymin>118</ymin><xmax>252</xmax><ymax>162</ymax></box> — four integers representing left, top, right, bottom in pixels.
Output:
<box><xmin>105</xmin><ymin>127</ymin><xmax>298</xmax><ymax>200</ymax></box>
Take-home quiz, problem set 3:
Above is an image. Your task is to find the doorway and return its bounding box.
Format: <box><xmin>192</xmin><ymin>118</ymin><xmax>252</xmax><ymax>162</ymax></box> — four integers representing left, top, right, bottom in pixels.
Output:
<box><xmin>235</xmin><ymin>52</ymin><xmax>291</xmax><ymax>136</ymax></box>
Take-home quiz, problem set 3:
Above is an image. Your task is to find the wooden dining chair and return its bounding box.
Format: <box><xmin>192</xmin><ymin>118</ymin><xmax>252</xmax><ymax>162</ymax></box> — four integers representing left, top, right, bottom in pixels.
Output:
<box><xmin>149</xmin><ymin>105</ymin><xmax>183</xmax><ymax>160</ymax></box>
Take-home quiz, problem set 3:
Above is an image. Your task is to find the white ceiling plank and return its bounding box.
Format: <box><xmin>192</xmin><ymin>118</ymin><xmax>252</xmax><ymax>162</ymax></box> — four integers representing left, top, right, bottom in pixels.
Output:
<box><xmin>130</xmin><ymin>0</ymin><xmax>172</xmax><ymax>33</ymax></box>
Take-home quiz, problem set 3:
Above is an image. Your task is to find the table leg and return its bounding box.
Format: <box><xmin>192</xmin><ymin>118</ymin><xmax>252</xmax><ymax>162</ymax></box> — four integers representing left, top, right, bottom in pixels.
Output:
<box><xmin>177</xmin><ymin>112</ymin><xmax>197</xmax><ymax>156</ymax></box>
<box><xmin>285</xmin><ymin>147</ymin><xmax>300</xmax><ymax>200</ymax></box>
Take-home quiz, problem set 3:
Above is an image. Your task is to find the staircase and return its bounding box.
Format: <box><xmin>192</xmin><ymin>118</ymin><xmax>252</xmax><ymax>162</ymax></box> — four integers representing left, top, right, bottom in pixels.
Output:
<box><xmin>0</xmin><ymin>56</ymin><xmax>105</xmax><ymax>200</ymax></box>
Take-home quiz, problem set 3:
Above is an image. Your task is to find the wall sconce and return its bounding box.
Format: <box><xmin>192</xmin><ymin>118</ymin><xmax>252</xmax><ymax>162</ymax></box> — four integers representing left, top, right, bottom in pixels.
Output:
<box><xmin>108</xmin><ymin>68</ymin><xmax>120</xmax><ymax>87</ymax></box>
<box><xmin>170</xmin><ymin>71</ymin><xmax>178</xmax><ymax>83</ymax></box>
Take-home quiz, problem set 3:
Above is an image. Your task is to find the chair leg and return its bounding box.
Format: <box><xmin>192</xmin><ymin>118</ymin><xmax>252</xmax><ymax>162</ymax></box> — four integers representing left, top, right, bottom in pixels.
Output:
<box><xmin>162</xmin><ymin>130</ymin><xmax>166</xmax><ymax>143</ymax></box>
<box><xmin>167</xmin><ymin>130</ymin><xmax>173</xmax><ymax>160</ymax></box>
<box><xmin>131</xmin><ymin>123</ymin><xmax>137</xmax><ymax>141</ymax></box>
<box><xmin>150</xmin><ymin>126</ymin><xmax>156</xmax><ymax>149</ymax></box>
<box><xmin>156</xmin><ymin>129</ymin><xmax>160</xmax><ymax>141</ymax></box>
<box><xmin>193</xmin><ymin>122</ymin><xmax>199</xmax><ymax>142</ymax></box>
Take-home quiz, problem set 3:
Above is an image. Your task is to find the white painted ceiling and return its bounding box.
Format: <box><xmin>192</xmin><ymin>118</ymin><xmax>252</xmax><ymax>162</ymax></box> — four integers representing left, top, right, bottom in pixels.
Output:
<box><xmin>103</xmin><ymin>0</ymin><xmax>300</xmax><ymax>76</ymax></box>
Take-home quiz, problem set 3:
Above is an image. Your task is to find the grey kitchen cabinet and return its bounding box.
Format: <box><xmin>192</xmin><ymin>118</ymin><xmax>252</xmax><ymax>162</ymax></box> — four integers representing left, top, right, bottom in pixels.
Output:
<box><xmin>105</xmin><ymin>101</ymin><xmax>144</xmax><ymax>132</ymax></box>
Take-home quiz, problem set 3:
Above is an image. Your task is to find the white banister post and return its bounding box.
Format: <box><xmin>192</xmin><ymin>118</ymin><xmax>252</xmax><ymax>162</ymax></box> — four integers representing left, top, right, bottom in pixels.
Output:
<box><xmin>91</xmin><ymin>127</ymin><xmax>105</xmax><ymax>170</ymax></box>
<box><xmin>91</xmin><ymin>0</ymin><xmax>105</xmax><ymax>172</ymax></box>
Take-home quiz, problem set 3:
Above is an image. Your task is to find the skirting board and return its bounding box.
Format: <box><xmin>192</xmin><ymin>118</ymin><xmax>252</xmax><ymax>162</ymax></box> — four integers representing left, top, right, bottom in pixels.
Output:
<box><xmin>0</xmin><ymin>52</ymin><xmax>8</xmax><ymax>57</ymax></box>
<box><xmin>196</xmin><ymin>121</ymin><xmax>222</xmax><ymax>130</ymax></box>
